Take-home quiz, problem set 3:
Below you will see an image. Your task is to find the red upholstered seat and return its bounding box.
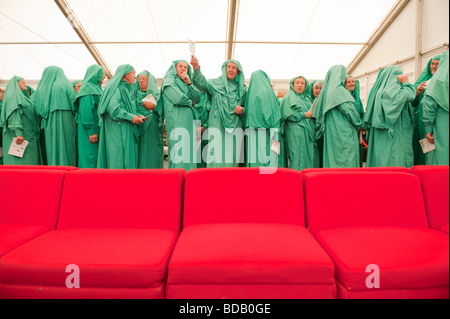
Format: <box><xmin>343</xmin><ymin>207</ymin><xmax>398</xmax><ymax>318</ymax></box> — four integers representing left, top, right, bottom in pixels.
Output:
<box><xmin>303</xmin><ymin>171</ymin><xmax>449</xmax><ymax>299</ymax></box>
<box><xmin>166</xmin><ymin>168</ymin><xmax>336</xmax><ymax>299</ymax></box>
<box><xmin>412</xmin><ymin>166</ymin><xmax>449</xmax><ymax>235</ymax></box>
<box><xmin>0</xmin><ymin>169</ymin><xmax>185</xmax><ymax>299</ymax></box>
<box><xmin>0</xmin><ymin>169</ymin><xmax>66</xmax><ymax>257</ymax></box>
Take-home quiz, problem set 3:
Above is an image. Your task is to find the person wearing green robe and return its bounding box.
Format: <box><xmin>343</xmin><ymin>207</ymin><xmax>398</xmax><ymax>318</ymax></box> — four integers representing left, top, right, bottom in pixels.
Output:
<box><xmin>75</xmin><ymin>65</ymin><xmax>105</xmax><ymax>168</ymax></box>
<box><xmin>363</xmin><ymin>65</ymin><xmax>416</xmax><ymax>168</ymax></box>
<box><xmin>421</xmin><ymin>50</ymin><xmax>449</xmax><ymax>165</ymax></box>
<box><xmin>313</xmin><ymin>65</ymin><xmax>362</xmax><ymax>168</ymax></box>
<box><xmin>281</xmin><ymin>76</ymin><xmax>318</xmax><ymax>171</ymax></box>
<box><xmin>412</xmin><ymin>54</ymin><xmax>441</xmax><ymax>165</ymax></box>
<box><xmin>345</xmin><ymin>76</ymin><xmax>366</xmax><ymax>167</ymax></box>
<box><xmin>190</xmin><ymin>56</ymin><xmax>247</xmax><ymax>168</ymax></box>
<box><xmin>97</xmin><ymin>64</ymin><xmax>145</xmax><ymax>169</ymax></box>
<box><xmin>195</xmin><ymin>89</ymin><xmax>211</xmax><ymax>168</ymax></box>
<box><xmin>133</xmin><ymin>70</ymin><xmax>164</xmax><ymax>169</ymax></box>
<box><xmin>245</xmin><ymin>70</ymin><xmax>281</xmax><ymax>168</ymax></box>
<box><xmin>160</xmin><ymin>60</ymin><xmax>201</xmax><ymax>172</ymax></box>
<box><xmin>309</xmin><ymin>80</ymin><xmax>324</xmax><ymax>168</ymax></box>
<box><xmin>0</xmin><ymin>76</ymin><xmax>41</xmax><ymax>165</ymax></box>
<box><xmin>33</xmin><ymin>66</ymin><xmax>77</xmax><ymax>166</ymax></box>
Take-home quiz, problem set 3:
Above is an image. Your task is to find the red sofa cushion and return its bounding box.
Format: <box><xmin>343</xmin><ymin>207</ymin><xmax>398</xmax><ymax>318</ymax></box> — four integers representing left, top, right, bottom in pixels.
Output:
<box><xmin>0</xmin><ymin>228</ymin><xmax>177</xmax><ymax>288</ymax></box>
<box><xmin>0</xmin><ymin>224</ymin><xmax>47</xmax><ymax>257</ymax></box>
<box><xmin>440</xmin><ymin>224</ymin><xmax>449</xmax><ymax>235</ymax></box>
<box><xmin>411</xmin><ymin>166</ymin><xmax>449</xmax><ymax>232</ymax></box>
<box><xmin>315</xmin><ymin>226</ymin><xmax>449</xmax><ymax>291</ymax></box>
<box><xmin>0</xmin><ymin>169</ymin><xmax>66</xmax><ymax>229</ymax></box>
<box><xmin>168</xmin><ymin>223</ymin><xmax>335</xmax><ymax>285</ymax></box>
<box><xmin>57</xmin><ymin>169</ymin><xmax>185</xmax><ymax>233</ymax></box>
<box><xmin>303</xmin><ymin>172</ymin><xmax>429</xmax><ymax>234</ymax></box>
<box><xmin>183</xmin><ymin>168</ymin><xmax>305</xmax><ymax>228</ymax></box>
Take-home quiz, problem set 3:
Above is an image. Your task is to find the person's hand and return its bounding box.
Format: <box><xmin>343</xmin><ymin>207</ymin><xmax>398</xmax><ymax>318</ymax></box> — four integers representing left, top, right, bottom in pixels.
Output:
<box><xmin>305</xmin><ymin>111</ymin><xmax>313</xmax><ymax>118</ymax></box>
<box><xmin>180</xmin><ymin>72</ymin><xmax>192</xmax><ymax>85</ymax></box>
<box><xmin>140</xmin><ymin>115</ymin><xmax>148</xmax><ymax>123</ymax></box>
<box><xmin>132</xmin><ymin>115</ymin><xmax>144</xmax><ymax>124</ymax></box>
<box><xmin>426</xmin><ymin>133</ymin><xmax>435</xmax><ymax>144</ymax></box>
<box><xmin>416</xmin><ymin>81</ymin><xmax>427</xmax><ymax>96</ymax></box>
<box><xmin>141</xmin><ymin>101</ymin><xmax>156</xmax><ymax>110</ymax></box>
<box><xmin>16</xmin><ymin>136</ymin><xmax>24</xmax><ymax>145</ymax></box>
<box><xmin>190</xmin><ymin>56</ymin><xmax>200</xmax><ymax>69</ymax></box>
<box><xmin>398</xmin><ymin>75</ymin><xmax>409</xmax><ymax>84</ymax></box>
<box><xmin>89</xmin><ymin>134</ymin><xmax>98</xmax><ymax>144</ymax></box>
<box><xmin>235</xmin><ymin>106</ymin><xmax>244</xmax><ymax>115</ymax></box>
<box><xmin>201</xmin><ymin>126</ymin><xmax>205</xmax><ymax>133</ymax></box>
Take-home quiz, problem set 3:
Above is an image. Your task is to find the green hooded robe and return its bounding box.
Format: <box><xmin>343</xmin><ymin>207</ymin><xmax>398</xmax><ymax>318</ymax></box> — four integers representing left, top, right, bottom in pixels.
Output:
<box><xmin>75</xmin><ymin>65</ymin><xmax>104</xmax><ymax>168</ymax></box>
<box><xmin>97</xmin><ymin>64</ymin><xmax>141</xmax><ymax>169</ymax></box>
<box><xmin>160</xmin><ymin>60</ymin><xmax>201</xmax><ymax>172</ymax></box>
<box><xmin>245</xmin><ymin>70</ymin><xmax>281</xmax><ymax>168</ymax></box>
<box><xmin>313</xmin><ymin>65</ymin><xmax>362</xmax><ymax>168</ymax></box>
<box><xmin>348</xmin><ymin>77</ymin><xmax>366</xmax><ymax>167</ymax></box>
<box><xmin>281</xmin><ymin>76</ymin><xmax>318</xmax><ymax>171</ymax></box>
<box><xmin>363</xmin><ymin>65</ymin><xmax>416</xmax><ymax>168</ymax></box>
<box><xmin>412</xmin><ymin>54</ymin><xmax>442</xmax><ymax>165</ymax></box>
<box><xmin>133</xmin><ymin>70</ymin><xmax>164</xmax><ymax>169</ymax></box>
<box><xmin>422</xmin><ymin>50</ymin><xmax>449</xmax><ymax>165</ymax></box>
<box><xmin>33</xmin><ymin>66</ymin><xmax>77</xmax><ymax>166</ymax></box>
<box><xmin>195</xmin><ymin>89</ymin><xmax>211</xmax><ymax>168</ymax></box>
<box><xmin>0</xmin><ymin>76</ymin><xmax>41</xmax><ymax>165</ymax></box>
<box><xmin>193</xmin><ymin>60</ymin><xmax>247</xmax><ymax>167</ymax></box>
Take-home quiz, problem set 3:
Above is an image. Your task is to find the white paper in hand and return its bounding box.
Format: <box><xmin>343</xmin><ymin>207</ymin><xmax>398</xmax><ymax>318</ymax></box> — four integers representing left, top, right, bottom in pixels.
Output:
<box><xmin>142</xmin><ymin>94</ymin><xmax>157</xmax><ymax>105</ymax></box>
<box><xmin>188</xmin><ymin>39</ymin><xmax>196</xmax><ymax>56</ymax></box>
<box><xmin>8</xmin><ymin>138</ymin><xmax>29</xmax><ymax>158</ymax></box>
<box><xmin>419</xmin><ymin>138</ymin><xmax>436</xmax><ymax>154</ymax></box>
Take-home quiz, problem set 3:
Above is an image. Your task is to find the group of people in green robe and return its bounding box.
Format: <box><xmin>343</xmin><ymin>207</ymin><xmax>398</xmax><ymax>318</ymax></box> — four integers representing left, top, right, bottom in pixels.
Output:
<box><xmin>1</xmin><ymin>50</ymin><xmax>448</xmax><ymax>170</ymax></box>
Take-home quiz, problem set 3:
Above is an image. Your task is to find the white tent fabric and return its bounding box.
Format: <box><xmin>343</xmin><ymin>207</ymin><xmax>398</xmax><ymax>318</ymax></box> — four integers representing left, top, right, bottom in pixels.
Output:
<box><xmin>1</xmin><ymin>0</ymin><xmax>399</xmax><ymax>82</ymax></box>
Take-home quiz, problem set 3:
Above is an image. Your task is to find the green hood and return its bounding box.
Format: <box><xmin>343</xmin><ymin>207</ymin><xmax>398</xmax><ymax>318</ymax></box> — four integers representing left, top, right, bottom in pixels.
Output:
<box><xmin>424</xmin><ymin>50</ymin><xmax>449</xmax><ymax>112</ymax></box>
<box><xmin>0</xmin><ymin>76</ymin><xmax>31</xmax><ymax>127</ymax></box>
<box><xmin>32</xmin><ymin>66</ymin><xmax>77</xmax><ymax>125</ymax></box>
<box><xmin>414</xmin><ymin>54</ymin><xmax>442</xmax><ymax>88</ymax></box>
<box><xmin>76</xmin><ymin>65</ymin><xmax>104</xmax><ymax>100</ymax></box>
<box><xmin>245</xmin><ymin>70</ymin><xmax>280</xmax><ymax>129</ymax></box>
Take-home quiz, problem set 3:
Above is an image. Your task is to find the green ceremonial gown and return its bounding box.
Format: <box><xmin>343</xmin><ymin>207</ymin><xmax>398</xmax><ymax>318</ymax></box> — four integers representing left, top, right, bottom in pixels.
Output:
<box><xmin>33</xmin><ymin>66</ymin><xmax>77</xmax><ymax>166</ymax></box>
<box><xmin>160</xmin><ymin>60</ymin><xmax>201</xmax><ymax>172</ymax></box>
<box><xmin>412</xmin><ymin>55</ymin><xmax>441</xmax><ymax>165</ymax></box>
<box><xmin>133</xmin><ymin>70</ymin><xmax>164</xmax><ymax>169</ymax></box>
<box><xmin>75</xmin><ymin>65</ymin><xmax>104</xmax><ymax>168</ymax></box>
<box><xmin>349</xmin><ymin>78</ymin><xmax>365</xmax><ymax>167</ymax></box>
<box><xmin>245</xmin><ymin>70</ymin><xmax>281</xmax><ymax>168</ymax></box>
<box><xmin>281</xmin><ymin>76</ymin><xmax>318</xmax><ymax>171</ymax></box>
<box><xmin>422</xmin><ymin>50</ymin><xmax>449</xmax><ymax>165</ymax></box>
<box><xmin>363</xmin><ymin>65</ymin><xmax>416</xmax><ymax>168</ymax></box>
<box><xmin>193</xmin><ymin>60</ymin><xmax>247</xmax><ymax>168</ymax></box>
<box><xmin>97</xmin><ymin>64</ymin><xmax>140</xmax><ymax>169</ymax></box>
<box><xmin>0</xmin><ymin>76</ymin><xmax>41</xmax><ymax>165</ymax></box>
<box><xmin>313</xmin><ymin>65</ymin><xmax>362</xmax><ymax>168</ymax></box>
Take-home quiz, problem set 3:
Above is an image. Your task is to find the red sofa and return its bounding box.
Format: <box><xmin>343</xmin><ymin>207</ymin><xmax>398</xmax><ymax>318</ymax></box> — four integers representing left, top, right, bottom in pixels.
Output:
<box><xmin>0</xmin><ymin>169</ymin><xmax>67</xmax><ymax>257</ymax></box>
<box><xmin>412</xmin><ymin>166</ymin><xmax>449</xmax><ymax>235</ymax></box>
<box><xmin>166</xmin><ymin>168</ymin><xmax>336</xmax><ymax>299</ymax></box>
<box><xmin>0</xmin><ymin>169</ymin><xmax>185</xmax><ymax>299</ymax></box>
<box><xmin>303</xmin><ymin>170</ymin><xmax>449</xmax><ymax>299</ymax></box>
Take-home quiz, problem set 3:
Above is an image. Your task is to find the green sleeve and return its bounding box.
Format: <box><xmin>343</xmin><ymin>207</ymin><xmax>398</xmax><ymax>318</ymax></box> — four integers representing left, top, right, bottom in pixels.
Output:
<box><xmin>339</xmin><ymin>101</ymin><xmax>363</xmax><ymax>130</ymax></box>
<box><xmin>79</xmin><ymin>95</ymin><xmax>100</xmax><ymax>135</ymax></box>
<box><xmin>188</xmin><ymin>85</ymin><xmax>201</xmax><ymax>104</ymax></box>
<box><xmin>8</xmin><ymin>109</ymin><xmax>24</xmax><ymax>137</ymax></box>
<box><xmin>107</xmin><ymin>90</ymin><xmax>135</xmax><ymax>122</ymax></box>
<box><xmin>193</xmin><ymin>68</ymin><xmax>213</xmax><ymax>95</ymax></box>
<box><xmin>163</xmin><ymin>85</ymin><xmax>193</xmax><ymax>108</ymax></box>
<box><xmin>421</xmin><ymin>95</ymin><xmax>438</xmax><ymax>135</ymax></box>
<box><xmin>287</xmin><ymin>111</ymin><xmax>307</xmax><ymax>122</ymax></box>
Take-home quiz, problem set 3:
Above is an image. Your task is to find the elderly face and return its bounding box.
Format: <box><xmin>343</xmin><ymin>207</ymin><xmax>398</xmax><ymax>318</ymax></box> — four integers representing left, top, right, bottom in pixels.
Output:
<box><xmin>430</xmin><ymin>59</ymin><xmax>440</xmax><ymax>75</ymax></box>
<box><xmin>18</xmin><ymin>79</ymin><xmax>28</xmax><ymax>91</ymax></box>
<box><xmin>345</xmin><ymin>77</ymin><xmax>356</xmax><ymax>93</ymax></box>
<box><xmin>139</xmin><ymin>75</ymin><xmax>149</xmax><ymax>92</ymax></box>
<box><xmin>176</xmin><ymin>62</ymin><xmax>189</xmax><ymax>78</ymax></box>
<box><xmin>122</xmin><ymin>70</ymin><xmax>137</xmax><ymax>85</ymax></box>
<box><xmin>100</xmin><ymin>70</ymin><xmax>107</xmax><ymax>85</ymax></box>
<box><xmin>293</xmin><ymin>77</ymin><xmax>306</xmax><ymax>95</ymax></box>
<box><xmin>226</xmin><ymin>62</ymin><xmax>238</xmax><ymax>81</ymax></box>
<box><xmin>313</xmin><ymin>83</ymin><xmax>322</xmax><ymax>98</ymax></box>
